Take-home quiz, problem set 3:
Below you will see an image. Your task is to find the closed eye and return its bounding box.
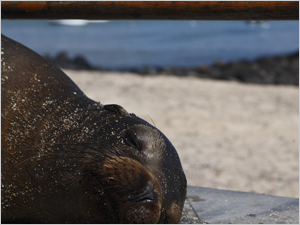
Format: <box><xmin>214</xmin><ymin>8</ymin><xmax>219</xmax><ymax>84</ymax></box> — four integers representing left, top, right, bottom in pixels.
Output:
<box><xmin>124</xmin><ymin>131</ymin><xmax>139</xmax><ymax>150</ymax></box>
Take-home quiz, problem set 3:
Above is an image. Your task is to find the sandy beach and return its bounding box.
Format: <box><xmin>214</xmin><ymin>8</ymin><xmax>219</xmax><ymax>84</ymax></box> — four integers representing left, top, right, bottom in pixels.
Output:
<box><xmin>63</xmin><ymin>69</ymin><xmax>299</xmax><ymax>198</ymax></box>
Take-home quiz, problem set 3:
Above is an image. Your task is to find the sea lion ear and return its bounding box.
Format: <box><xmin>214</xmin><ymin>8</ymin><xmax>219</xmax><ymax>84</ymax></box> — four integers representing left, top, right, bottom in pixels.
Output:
<box><xmin>104</xmin><ymin>104</ymin><xmax>129</xmax><ymax>116</ymax></box>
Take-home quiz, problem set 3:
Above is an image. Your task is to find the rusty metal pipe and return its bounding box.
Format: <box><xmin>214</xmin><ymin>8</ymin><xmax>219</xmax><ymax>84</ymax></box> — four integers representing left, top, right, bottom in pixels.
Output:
<box><xmin>1</xmin><ymin>1</ymin><xmax>299</xmax><ymax>20</ymax></box>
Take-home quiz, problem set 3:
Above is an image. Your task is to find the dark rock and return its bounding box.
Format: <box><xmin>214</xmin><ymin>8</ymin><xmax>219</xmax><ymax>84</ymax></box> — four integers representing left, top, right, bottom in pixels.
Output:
<box><xmin>190</xmin><ymin>52</ymin><xmax>299</xmax><ymax>86</ymax></box>
<box><xmin>53</xmin><ymin>52</ymin><xmax>73</xmax><ymax>69</ymax></box>
<box><xmin>45</xmin><ymin>51</ymin><xmax>299</xmax><ymax>86</ymax></box>
<box><xmin>73</xmin><ymin>56</ymin><xmax>93</xmax><ymax>70</ymax></box>
<box><xmin>44</xmin><ymin>52</ymin><xmax>98</xmax><ymax>71</ymax></box>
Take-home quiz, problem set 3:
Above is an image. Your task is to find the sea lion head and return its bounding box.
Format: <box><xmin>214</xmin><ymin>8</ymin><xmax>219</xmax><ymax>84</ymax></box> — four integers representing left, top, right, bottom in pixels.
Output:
<box><xmin>1</xmin><ymin>34</ymin><xmax>186</xmax><ymax>224</ymax></box>
<box><xmin>77</xmin><ymin>104</ymin><xmax>187</xmax><ymax>223</ymax></box>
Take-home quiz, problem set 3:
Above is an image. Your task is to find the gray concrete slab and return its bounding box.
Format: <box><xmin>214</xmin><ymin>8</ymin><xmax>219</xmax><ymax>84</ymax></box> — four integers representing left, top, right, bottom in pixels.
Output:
<box><xmin>180</xmin><ymin>186</ymin><xmax>299</xmax><ymax>224</ymax></box>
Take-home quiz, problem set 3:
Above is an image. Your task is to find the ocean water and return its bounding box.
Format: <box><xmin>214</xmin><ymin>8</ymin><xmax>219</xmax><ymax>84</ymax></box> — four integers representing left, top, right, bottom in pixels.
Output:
<box><xmin>1</xmin><ymin>20</ymin><xmax>299</xmax><ymax>70</ymax></box>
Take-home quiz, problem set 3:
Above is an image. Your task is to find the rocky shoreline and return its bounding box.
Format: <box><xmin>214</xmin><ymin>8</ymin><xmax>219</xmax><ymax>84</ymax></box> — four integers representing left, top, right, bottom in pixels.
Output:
<box><xmin>45</xmin><ymin>51</ymin><xmax>299</xmax><ymax>86</ymax></box>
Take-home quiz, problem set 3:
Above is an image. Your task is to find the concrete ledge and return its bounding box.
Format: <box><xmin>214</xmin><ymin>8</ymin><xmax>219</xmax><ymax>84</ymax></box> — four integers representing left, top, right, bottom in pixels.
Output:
<box><xmin>180</xmin><ymin>186</ymin><xmax>299</xmax><ymax>224</ymax></box>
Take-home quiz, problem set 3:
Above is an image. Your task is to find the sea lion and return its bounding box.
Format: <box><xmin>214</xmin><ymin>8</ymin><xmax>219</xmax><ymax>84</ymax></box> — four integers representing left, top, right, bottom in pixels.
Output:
<box><xmin>1</xmin><ymin>34</ymin><xmax>187</xmax><ymax>223</ymax></box>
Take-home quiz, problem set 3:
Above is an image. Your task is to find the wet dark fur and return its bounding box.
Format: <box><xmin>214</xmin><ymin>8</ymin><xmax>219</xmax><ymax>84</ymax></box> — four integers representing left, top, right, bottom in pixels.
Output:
<box><xmin>1</xmin><ymin>34</ymin><xmax>187</xmax><ymax>223</ymax></box>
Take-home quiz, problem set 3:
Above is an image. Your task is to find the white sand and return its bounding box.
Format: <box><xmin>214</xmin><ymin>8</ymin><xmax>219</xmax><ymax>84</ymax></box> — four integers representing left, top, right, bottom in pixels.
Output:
<box><xmin>63</xmin><ymin>69</ymin><xmax>299</xmax><ymax>198</ymax></box>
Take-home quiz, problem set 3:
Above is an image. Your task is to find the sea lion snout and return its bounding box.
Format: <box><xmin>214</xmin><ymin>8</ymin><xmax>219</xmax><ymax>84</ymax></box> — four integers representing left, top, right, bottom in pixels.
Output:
<box><xmin>128</xmin><ymin>181</ymin><xmax>158</xmax><ymax>203</ymax></box>
<box><xmin>98</xmin><ymin>156</ymin><xmax>163</xmax><ymax>223</ymax></box>
<box><xmin>120</xmin><ymin>124</ymin><xmax>187</xmax><ymax>223</ymax></box>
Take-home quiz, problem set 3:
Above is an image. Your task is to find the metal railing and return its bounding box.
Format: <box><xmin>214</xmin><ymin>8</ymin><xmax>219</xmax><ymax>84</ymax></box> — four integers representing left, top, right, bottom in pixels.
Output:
<box><xmin>1</xmin><ymin>1</ymin><xmax>299</xmax><ymax>20</ymax></box>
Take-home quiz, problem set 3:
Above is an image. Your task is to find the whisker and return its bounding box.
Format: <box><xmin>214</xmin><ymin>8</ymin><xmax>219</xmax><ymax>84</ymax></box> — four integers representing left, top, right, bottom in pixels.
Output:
<box><xmin>147</xmin><ymin>115</ymin><xmax>156</xmax><ymax>128</ymax></box>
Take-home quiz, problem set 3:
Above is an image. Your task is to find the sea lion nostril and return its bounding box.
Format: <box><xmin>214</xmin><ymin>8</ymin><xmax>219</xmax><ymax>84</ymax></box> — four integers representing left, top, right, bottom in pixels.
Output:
<box><xmin>129</xmin><ymin>181</ymin><xmax>157</xmax><ymax>203</ymax></box>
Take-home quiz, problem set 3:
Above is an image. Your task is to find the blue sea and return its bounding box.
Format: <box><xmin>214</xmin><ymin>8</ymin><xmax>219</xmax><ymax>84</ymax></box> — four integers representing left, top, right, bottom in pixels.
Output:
<box><xmin>1</xmin><ymin>20</ymin><xmax>299</xmax><ymax>70</ymax></box>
